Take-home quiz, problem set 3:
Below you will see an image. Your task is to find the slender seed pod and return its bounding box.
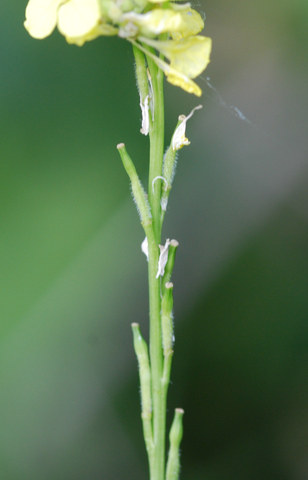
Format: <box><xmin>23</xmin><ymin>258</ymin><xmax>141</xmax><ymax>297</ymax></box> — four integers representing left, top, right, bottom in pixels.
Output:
<box><xmin>162</xmin><ymin>239</ymin><xmax>179</xmax><ymax>295</ymax></box>
<box><xmin>160</xmin><ymin>128</ymin><xmax>179</xmax><ymax>215</ymax></box>
<box><xmin>133</xmin><ymin>43</ymin><xmax>149</xmax><ymax>103</ymax></box>
<box><xmin>166</xmin><ymin>408</ymin><xmax>184</xmax><ymax>480</ymax></box>
<box><xmin>133</xmin><ymin>44</ymin><xmax>151</xmax><ymax>135</ymax></box>
<box><xmin>131</xmin><ymin>323</ymin><xmax>154</xmax><ymax>457</ymax></box>
<box><xmin>117</xmin><ymin>143</ymin><xmax>152</xmax><ymax>229</ymax></box>
<box><xmin>161</xmin><ymin>282</ymin><xmax>174</xmax><ymax>357</ymax></box>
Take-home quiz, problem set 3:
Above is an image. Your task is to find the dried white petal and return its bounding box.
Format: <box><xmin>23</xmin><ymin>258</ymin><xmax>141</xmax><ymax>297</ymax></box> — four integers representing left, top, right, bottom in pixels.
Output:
<box><xmin>141</xmin><ymin>237</ymin><xmax>149</xmax><ymax>260</ymax></box>
<box><xmin>147</xmin><ymin>68</ymin><xmax>155</xmax><ymax>122</ymax></box>
<box><xmin>140</xmin><ymin>94</ymin><xmax>150</xmax><ymax>135</ymax></box>
<box><xmin>172</xmin><ymin>104</ymin><xmax>202</xmax><ymax>151</ymax></box>
<box><xmin>156</xmin><ymin>238</ymin><xmax>171</xmax><ymax>279</ymax></box>
<box><xmin>161</xmin><ymin>196</ymin><xmax>168</xmax><ymax>212</ymax></box>
<box><xmin>152</xmin><ymin>175</ymin><xmax>168</xmax><ymax>193</ymax></box>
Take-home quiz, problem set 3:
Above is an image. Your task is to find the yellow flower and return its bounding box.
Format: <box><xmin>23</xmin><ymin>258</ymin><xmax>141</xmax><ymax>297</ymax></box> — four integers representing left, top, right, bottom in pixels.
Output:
<box><xmin>24</xmin><ymin>0</ymin><xmax>212</xmax><ymax>95</ymax></box>
<box><xmin>24</xmin><ymin>0</ymin><xmax>117</xmax><ymax>45</ymax></box>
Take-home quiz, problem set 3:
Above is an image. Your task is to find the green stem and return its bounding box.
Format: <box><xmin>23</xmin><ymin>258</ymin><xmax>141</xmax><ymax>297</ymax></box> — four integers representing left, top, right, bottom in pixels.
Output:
<box><xmin>130</xmin><ymin>41</ymin><xmax>173</xmax><ymax>480</ymax></box>
<box><xmin>146</xmin><ymin>54</ymin><xmax>165</xmax><ymax>480</ymax></box>
<box><xmin>148</xmin><ymin>236</ymin><xmax>164</xmax><ymax>480</ymax></box>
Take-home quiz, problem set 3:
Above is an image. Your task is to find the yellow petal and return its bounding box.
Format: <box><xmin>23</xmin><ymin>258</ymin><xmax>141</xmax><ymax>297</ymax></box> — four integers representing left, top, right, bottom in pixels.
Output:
<box><xmin>159</xmin><ymin>53</ymin><xmax>203</xmax><ymax>95</ymax></box>
<box><xmin>141</xmin><ymin>35</ymin><xmax>211</xmax><ymax>79</ymax></box>
<box><xmin>147</xmin><ymin>47</ymin><xmax>202</xmax><ymax>95</ymax></box>
<box><xmin>158</xmin><ymin>36</ymin><xmax>212</xmax><ymax>78</ymax></box>
<box><xmin>121</xmin><ymin>8</ymin><xmax>203</xmax><ymax>39</ymax></box>
<box><xmin>171</xmin><ymin>8</ymin><xmax>204</xmax><ymax>40</ymax></box>
<box><xmin>132</xmin><ymin>39</ymin><xmax>204</xmax><ymax>96</ymax></box>
<box><xmin>57</xmin><ymin>0</ymin><xmax>101</xmax><ymax>40</ymax></box>
<box><xmin>24</xmin><ymin>0</ymin><xmax>64</xmax><ymax>39</ymax></box>
<box><xmin>64</xmin><ymin>23</ymin><xmax>118</xmax><ymax>46</ymax></box>
<box><xmin>166</xmin><ymin>70</ymin><xmax>202</xmax><ymax>96</ymax></box>
<box><xmin>121</xmin><ymin>10</ymin><xmax>181</xmax><ymax>36</ymax></box>
<box><xmin>154</xmin><ymin>52</ymin><xmax>203</xmax><ymax>95</ymax></box>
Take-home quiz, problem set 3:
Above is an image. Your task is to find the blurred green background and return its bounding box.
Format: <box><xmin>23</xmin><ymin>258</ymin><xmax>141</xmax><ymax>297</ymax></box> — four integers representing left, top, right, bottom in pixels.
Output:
<box><xmin>1</xmin><ymin>1</ymin><xmax>308</xmax><ymax>479</ymax></box>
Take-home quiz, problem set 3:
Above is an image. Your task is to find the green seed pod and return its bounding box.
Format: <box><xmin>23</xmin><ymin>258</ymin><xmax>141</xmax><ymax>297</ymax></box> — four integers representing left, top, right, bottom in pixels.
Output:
<box><xmin>162</xmin><ymin>239</ymin><xmax>179</xmax><ymax>294</ymax></box>
<box><xmin>131</xmin><ymin>323</ymin><xmax>152</xmax><ymax>421</ymax></box>
<box><xmin>166</xmin><ymin>408</ymin><xmax>184</xmax><ymax>480</ymax></box>
<box><xmin>117</xmin><ymin>143</ymin><xmax>152</xmax><ymax>229</ymax></box>
<box><xmin>161</xmin><ymin>282</ymin><xmax>174</xmax><ymax>357</ymax></box>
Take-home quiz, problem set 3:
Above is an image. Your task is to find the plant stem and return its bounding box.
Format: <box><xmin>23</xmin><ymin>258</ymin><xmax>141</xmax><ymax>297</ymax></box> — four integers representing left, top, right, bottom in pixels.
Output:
<box><xmin>146</xmin><ymin>55</ymin><xmax>166</xmax><ymax>480</ymax></box>
<box><xmin>148</xmin><ymin>236</ymin><xmax>164</xmax><ymax>480</ymax></box>
<box><xmin>131</xmin><ymin>41</ymin><xmax>173</xmax><ymax>480</ymax></box>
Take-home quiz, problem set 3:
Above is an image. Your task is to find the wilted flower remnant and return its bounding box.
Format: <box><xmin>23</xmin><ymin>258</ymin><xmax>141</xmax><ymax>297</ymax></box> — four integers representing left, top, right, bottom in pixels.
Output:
<box><xmin>172</xmin><ymin>104</ymin><xmax>203</xmax><ymax>150</ymax></box>
<box><xmin>24</xmin><ymin>0</ymin><xmax>212</xmax><ymax>95</ymax></box>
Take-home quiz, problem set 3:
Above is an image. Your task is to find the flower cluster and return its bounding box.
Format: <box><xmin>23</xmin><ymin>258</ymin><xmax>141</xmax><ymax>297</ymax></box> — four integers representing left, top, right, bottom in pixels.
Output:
<box><xmin>24</xmin><ymin>0</ymin><xmax>212</xmax><ymax>95</ymax></box>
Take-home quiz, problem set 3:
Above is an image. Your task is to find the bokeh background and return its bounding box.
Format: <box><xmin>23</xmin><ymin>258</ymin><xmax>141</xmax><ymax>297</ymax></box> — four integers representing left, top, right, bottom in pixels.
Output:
<box><xmin>1</xmin><ymin>1</ymin><xmax>308</xmax><ymax>479</ymax></box>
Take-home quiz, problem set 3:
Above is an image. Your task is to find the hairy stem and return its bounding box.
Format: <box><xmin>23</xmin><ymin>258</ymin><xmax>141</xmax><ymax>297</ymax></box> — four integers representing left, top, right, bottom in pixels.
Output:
<box><xmin>131</xmin><ymin>42</ymin><xmax>176</xmax><ymax>480</ymax></box>
<box><xmin>146</xmin><ymin>55</ymin><xmax>166</xmax><ymax>480</ymax></box>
